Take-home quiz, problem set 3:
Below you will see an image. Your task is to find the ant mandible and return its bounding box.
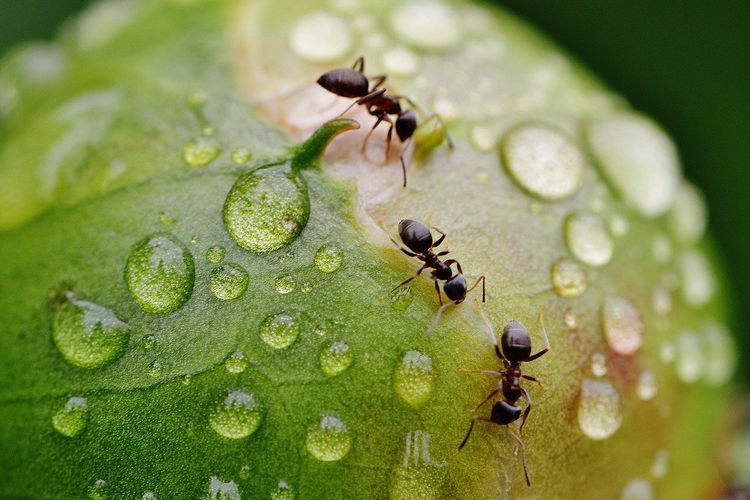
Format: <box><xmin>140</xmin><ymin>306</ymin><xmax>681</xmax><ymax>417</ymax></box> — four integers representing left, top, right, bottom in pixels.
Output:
<box><xmin>458</xmin><ymin>306</ymin><xmax>550</xmax><ymax>486</ymax></box>
<box><xmin>389</xmin><ymin>219</ymin><xmax>485</xmax><ymax>307</ymax></box>
<box><xmin>316</xmin><ymin>56</ymin><xmax>453</xmax><ymax>187</ymax></box>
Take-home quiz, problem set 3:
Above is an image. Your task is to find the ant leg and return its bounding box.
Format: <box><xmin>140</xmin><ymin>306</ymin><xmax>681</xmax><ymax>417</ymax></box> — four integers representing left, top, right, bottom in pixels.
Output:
<box><xmin>475</xmin><ymin>300</ymin><xmax>506</xmax><ymax>362</ymax></box>
<box><xmin>369</xmin><ymin>75</ymin><xmax>387</xmax><ymax>91</ymax></box>
<box><xmin>522</xmin><ymin>374</ymin><xmax>545</xmax><ymax>391</ymax></box>
<box><xmin>399</xmin><ymin>137</ymin><xmax>408</xmax><ymax>187</ymax></box>
<box><xmin>458</xmin><ymin>418</ymin><xmax>478</xmax><ymax>450</ymax></box>
<box><xmin>470</xmin><ymin>389</ymin><xmax>500</xmax><ymax>413</ymax></box>
<box><xmin>525</xmin><ymin>310</ymin><xmax>551</xmax><ymax>362</ymax></box>
<box><xmin>431</xmin><ymin>227</ymin><xmax>447</xmax><ymax>248</ymax></box>
<box><xmin>519</xmin><ymin>388</ymin><xmax>532</xmax><ymax>434</ymax></box>
<box><xmin>507</xmin><ymin>426</ymin><xmax>531</xmax><ymax>486</ymax></box>
<box><xmin>433</xmin><ymin>279</ymin><xmax>443</xmax><ymax>305</ymax></box>
<box><xmin>466</xmin><ymin>276</ymin><xmax>486</xmax><ymax>303</ymax></box>
<box><xmin>435</xmin><ymin>250</ymin><xmax>450</xmax><ymax>257</ymax></box>
<box><xmin>389</xmin><ymin>265</ymin><xmax>427</xmax><ymax>294</ymax></box>
<box><xmin>385</xmin><ymin>121</ymin><xmax>394</xmax><ymax>163</ymax></box>
<box><xmin>362</xmin><ymin>114</ymin><xmax>389</xmax><ymax>153</ymax></box>
<box><xmin>352</xmin><ymin>56</ymin><xmax>365</xmax><ymax>72</ymax></box>
<box><xmin>338</xmin><ymin>88</ymin><xmax>387</xmax><ymax>118</ymax></box>
<box><xmin>389</xmin><ymin>237</ymin><xmax>418</xmax><ymax>257</ymax></box>
<box><xmin>459</xmin><ymin>368</ymin><xmax>505</xmax><ymax>377</ymax></box>
<box><xmin>417</xmin><ymin>113</ymin><xmax>455</xmax><ymax>149</ymax></box>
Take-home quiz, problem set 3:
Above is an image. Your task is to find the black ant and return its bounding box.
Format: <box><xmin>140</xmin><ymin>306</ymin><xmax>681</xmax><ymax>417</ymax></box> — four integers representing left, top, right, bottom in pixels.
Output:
<box><xmin>316</xmin><ymin>56</ymin><xmax>453</xmax><ymax>187</ymax></box>
<box><xmin>458</xmin><ymin>306</ymin><xmax>550</xmax><ymax>486</ymax></box>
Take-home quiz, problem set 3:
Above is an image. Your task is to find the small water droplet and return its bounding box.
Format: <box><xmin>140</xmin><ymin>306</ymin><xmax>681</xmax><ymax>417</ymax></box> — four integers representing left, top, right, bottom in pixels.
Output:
<box><xmin>210</xmin><ymin>263</ymin><xmax>249</xmax><ymax>301</ymax></box>
<box><xmin>659</xmin><ymin>340</ymin><xmax>676</xmax><ymax>364</ymax></box>
<box><xmin>432</xmin><ymin>97</ymin><xmax>460</xmax><ymax>123</ymax></box>
<box><xmin>564</xmin><ymin>308</ymin><xmax>580</xmax><ymax>329</ymax></box>
<box><xmin>52</xmin><ymin>396</ymin><xmax>89</xmax><ymax>437</ymax></box>
<box><xmin>389</xmin><ymin>430</ymin><xmax>446</xmax><ymax>500</ymax></box>
<box><xmin>223</xmin><ymin>170</ymin><xmax>309</xmax><ymax>253</ymax></box>
<box><xmin>259</xmin><ymin>313</ymin><xmax>299</xmax><ymax>349</ymax></box>
<box><xmin>315</xmin><ymin>244</ymin><xmax>344</xmax><ymax>273</ymax></box>
<box><xmin>636</xmin><ymin>370</ymin><xmax>658</xmax><ymax>400</ymax></box>
<box><xmin>306</xmin><ymin>414</ymin><xmax>352</xmax><ymax>462</ymax></box>
<box><xmin>89</xmin><ymin>479</ymin><xmax>107</xmax><ymax>500</ymax></box>
<box><xmin>502</xmin><ymin>124</ymin><xmax>584</xmax><ymax>200</ymax></box>
<box><xmin>183</xmin><ymin>138</ymin><xmax>220</xmax><ymax>167</ymax></box>
<box><xmin>320</xmin><ymin>341</ymin><xmax>353</xmax><ymax>377</ymax></box>
<box><xmin>209</xmin><ymin>389</ymin><xmax>262</xmax><ymax>440</ymax></box>
<box><xmin>620</xmin><ymin>478</ymin><xmax>653</xmax><ymax>500</ymax></box>
<box><xmin>207</xmin><ymin>476</ymin><xmax>240</xmax><ymax>500</ymax></box>
<box><xmin>651</xmin><ymin>287</ymin><xmax>672</xmax><ymax>316</ymax></box>
<box><xmin>301</xmin><ymin>281</ymin><xmax>313</xmax><ymax>294</ymax></box>
<box><xmin>650</xmin><ymin>449</ymin><xmax>669</xmax><ymax>478</ymax></box>
<box><xmin>381</xmin><ymin>47</ymin><xmax>420</xmax><ymax>77</ymax></box>
<box><xmin>675</xmin><ymin>331</ymin><xmax>704</xmax><ymax>383</ymax></box>
<box><xmin>270</xmin><ymin>481</ymin><xmax>294</xmax><ymax>500</ymax></box>
<box><xmin>590</xmin><ymin>353</ymin><xmax>607</xmax><ymax>377</ymax></box>
<box><xmin>230</xmin><ymin>148</ymin><xmax>252</xmax><ymax>164</ymax></box>
<box><xmin>601</xmin><ymin>296</ymin><xmax>644</xmax><ymax>355</ymax></box>
<box><xmin>142</xmin><ymin>492</ymin><xmax>156</xmax><ymax>500</ymax></box>
<box><xmin>669</xmin><ymin>182</ymin><xmax>707</xmax><ymax>244</ymax></box>
<box><xmin>142</xmin><ymin>334</ymin><xmax>156</xmax><ymax>351</ymax></box>
<box><xmin>239</xmin><ymin>465</ymin><xmax>251</xmax><ymax>480</ymax></box>
<box><xmin>314</xmin><ymin>322</ymin><xmax>328</xmax><ymax>337</ymax></box>
<box><xmin>182</xmin><ymin>374</ymin><xmax>193</xmax><ymax>385</ymax></box>
<box><xmin>125</xmin><ymin>233</ymin><xmax>195</xmax><ymax>314</ymax></box>
<box><xmin>469</xmin><ymin>125</ymin><xmax>496</xmax><ymax>152</ymax></box>
<box><xmin>289</xmin><ymin>11</ymin><xmax>352</xmax><ymax>63</ymax></box>
<box><xmin>225</xmin><ymin>350</ymin><xmax>249</xmax><ymax>374</ymax></box>
<box><xmin>677</xmin><ymin>250</ymin><xmax>716</xmax><ymax>307</ymax></box>
<box><xmin>52</xmin><ymin>292</ymin><xmax>130</xmax><ymax>369</ymax></box>
<box><xmin>550</xmin><ymin>258</ymin><xmax>588</xmax><ymax>298</ymax></box>
<box><xmin>608</xmin><ymin>214</ymin><xmax>630</xmax><ymax>237</ymax></box>
<box><xmin>391</xmin><ymin>2</ymin><xmax>461</xmax><ymax>50</ymax></box>
<box><xmin>577</xmin><ymin>378</ymin><xmax>623</xmax><ymax>440</ymax></box>
<box><xmin>394</xmin><ymin>351</ymin><xmax>436</xmax><ymax>409</ymax></box>
<box><xmin>565</xmin><ymin>212</ymin><xmax>614</xmax><ymax>267</ymax></box>
<box><xmin>274</xmin><ymin>275</ymin><xmax>296</xmax><ymax>294</ymax></box>
<box><xmin>390</xmin><ymin>285</ymin><xmax>414</xmax><ymax>312</ymax></box>
<box><xmin>159</xmin><ymin>212</ymin><xmax>176</xmax><ymax>225</ymax></box>
<box><xmin>703</xmin><ymin>321</ymin><xmax>736</xmax><ymax>386</ymax></box>
<box><xmin>148</xmin><ymin>360</ymin><xmax>163</xmax><ymax>378</ymax></box>
<box><xmin>206</xmin><ymin>246</ymin><xmax>226</xmax><ymax>264</ymax></box>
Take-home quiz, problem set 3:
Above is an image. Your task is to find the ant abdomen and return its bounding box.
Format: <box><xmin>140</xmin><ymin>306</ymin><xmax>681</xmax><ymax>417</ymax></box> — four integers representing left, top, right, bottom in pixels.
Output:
<box><xmin>398</xmin><ymin>219</ymin><xmax>433</xmax><ymax>254</ymax></box>
<box><xmin>317</xmin><ymin>69</ymin><xmax>369</xmax><ymax>98</ymax></box>
<box><xmin>491</xmin><ymin>401</ymin><xmax>523</xmax><ymax>425</ymax></box>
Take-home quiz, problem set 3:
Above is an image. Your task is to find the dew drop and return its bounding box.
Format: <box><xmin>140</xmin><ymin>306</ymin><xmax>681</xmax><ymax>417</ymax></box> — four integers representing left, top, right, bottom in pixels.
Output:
<box><xmin>636</xmin><ymin>370</ymin><xmax>658</xmax><ymax>400</ymax></box>
<box><xmin>550</xmin><ymin>258</ymin><xmax>588</xmax><ymax>298</ymax></box>
<box><xmin>590</xmin><ymin>353</ymin><xmax>607</xmax><ymax>377</ymax></box>
<box><xmin>230</xmin><ymin>148</ymin><xmax>252</xmax><ymax>164</ymax></box>
<box><xmin>223</xmin><ymin>170</ymin><xmax>309</xmax><ymax>253</ymax></box>
<box><xmin>142</xmin><ymin>334</ymin><xmax>156</xmax><ymax>351</ymax></box>
<box><xmin>52</xmin><ymin>396</ymin><xmax>89</xmax><ymax>437</ymax></box>
<box><xmin>159</xmin><ymin>212</ymin><xmax>176</xmax><ymax>225</ymax></box>
<box><xmin>390</xmin><ymin>285</ymin><xmax>414</xmax><ymax>312</ymax></box>
<box><xmin>675</xmin><ymin>331</ymin><xmax>704</xmax><ymax>383</ymax></box>
<box><xmin>586</xmin><ymin>112</ymin><xmax>680</xmax><ymax>217</ymax></box>
<box><xmin>469</xmin><ymin>126</ymin><xmax>496</xmax><ymax>152</ymax></box>
<box><xmin>142</xmin><ymin>492</ymin><xmax>156</xmax><ymax>500</ymax></box>
<box><xmin>620</xmin><ymin>478</ymin><xmax>653</xmax><ymax>500</ymax></box>
<box><xmin>274</xmin><ymin>275</ymin><xmax>296</xmax><ymax>294</ymax></box>
<box><xmin>565</xmin><ymin>212</ymin><xmax>614</xmax><ymax>267</ymax></box>
<box><xmin>89</xmin><ymin>479</ymin><xmax>107</xmax><ymax>500</ymax></box>
<box><xmin>391</xmin><ymin>2</ymin><xmax>461</xmax><ymax>50</ymax></box>
<box><xmin>182</xmin><ymin>374</ymin><xmax>193</xmax><ymax>385</ymax></box>
<box><xmin>564</xmin><ymin>308</ymin><xmax>580</xmax><ymax>329</ymax></box>
<box><xmin>381</xmin><ymin>47</ymin><xmax>420</xmax><ymax>77</ymax></box>
<box><xmin>210</xmin><ymin>263</ymin><xmax>249</xmax><ymax>301</ymax></box>
<box><xmin>270</xmin><ymin>481</ymin><xmax>294</xmax><ymax>500</ymax></box>
<box><xmin>320</xmin><ymin>341</ymin><xmax>353</xmax><ymax>377</ymax></box>
<box><xmin>184</xmin><ymin>138</ymin><xmax>220</xmax><ymax>167</ymax></box>
<box><xmin>125</xmin><ymin>233</ymin><xmax>195</xmax><ymax>314</ymax></box>
<box><xmin>650</xmin><ymin>449</ymin><xmax>669</xmax><ymax>478</ymax></box>
<box><xmin>225</xmin><ymin>350</ymin><xmax>249</xmax><ymax>374</ymax></box>
<box><xmin>205</xmin><ymin>246</ymin><xmax>226</xmax><ymax>264</ymax></box>
<box><xmin>577</xmin><ymin>378</ymin><xmax>623</xmax><ymax>440</ymax></box>
<box><xmin>394</xmin><ymin>351</ymin><xmax>436</xmax><ymax>409</ymax></box>
<box><xmin>148</xmin><ymin>360</ymin><xmax>163</xmax><ymax>378</ymax></box>
<box><xmin>301</xmin><ymin>281</ymin><xmax>313</xmax><ymax>294</ymax></box>
<box><xmin>651</xmin><ymin>287</ymin><xmax>672</xmax><ymax>316</ymax></box>
<box><xmin>315</xmin><ymin>244</ymin><xmax>344</xmax><ymax>273</ymax></box>
<box><xmin>703</xmin><ymin>321</ymin><xmax>736</xmax><ymax>386</ymax></box>
<box><xmin>259</xmin><ymin>313</ymin><xmax>299</xmax><ymax>349</ymax></box>
<box><xmin>601</xmin><ymin>296</ymin><xmax>644</xmax><ymax>356</ymax></box>
<box><xmin>52</xmin><ymin>292</ymin><xmax>130</xmax><ymax>369</ymax></box>
<box><xmin>608</xmin><ymin>214</ymin><xmax>630</xmax><ymax>237</ymax></box>
<box><xmin>390</xmin><ymin>430</ymin><xmax>446</xmax><ymax>500</ymax></box>
<box><xmin>239</xmin><ymin>465</ymin><xmax>251</xmax><ymax>480</ymax></box>
<box><xmin>207</xmin><ymin>476</ymin><xmax>240</xmax><ymax>500</ymax></box>
<box><xmin>502</xmin><ymin>124</ymin><xmax>584</xmax><ymax>200</ymax></box>
<box><xmin>668</xmin><ymin>182</ymin><xmax>707</xmax><ymax>244</ymax></box>
<box><xmin>305</xmin><ymin>414</ymin><xmax>352</xmax><ymax>462</ymax></box>
<box><xmin>289</xmin><ymin>11</ymin><xmax>352</xmax><ymax>63</ymax></box>
<box><xmin>209</xmin><ymin>389</ymin><xmax>262</xmax><ymax>440</ymax></box>
<box><xmin>678</xmin><ymin>250</ymin><xmax>716</xmax><ymax>307</ymax></box>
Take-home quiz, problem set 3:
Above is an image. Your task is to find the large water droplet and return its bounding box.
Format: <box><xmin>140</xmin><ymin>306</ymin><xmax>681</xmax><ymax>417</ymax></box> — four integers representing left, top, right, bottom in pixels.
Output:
<box><xmin>620</xmin><ymin>478</ymin><xmax>653</xmax><ymax>500</ymax></box>
<box><xmin>52</xmin><ymin>292</ymin><xmax>130</xmax><ymax>369</ymax></box>
<box><xmin>390</xmin><ymin>430</ymin><xmax>446</xmax><ymax>500</ymax></box>
<box><xmin>502</xmin><ymin>124</ymin><xmax>584</xmax><ymax>200</ymax></box>
<box><xmin>274</xmin><ymin>275</ymin><xmax>296</xmax><ymax>294</ymax></box>
<box><xmin>305</xmin><ymin>414</ymin><xmax>352</xmax><ymax>462</ymax></box>
<box><xmin>289</xmin><ymin>11</ymin><xmax>352</xmax><ymax>63</ymax></box>
<box><xmin>565</xmin><ymin>212</ymin><xmax>614</xmax><ymax>267</ymax></box>
<box><xmin>601</xmin><ymin>296</ymin><xmax>644</xmax><ymax>355</ymax></box>
<box><xmin>259</xmin><ymin>313</ymin><xmax>299</xmax><ymax>349</ymax></box>
<box><xmin>315</xmin><ymin>244</ymin><xmax>344</xmax><ymax>273</ymax></box>
<box><xmin>394</xmin><ymin>351</ymin><xmax>436</xmax><ymax>409</ymax></box>
<box><xmin>668</xmin><ymin>181</ymin><xmax>707</xmax><ymax>244</ymax></box>
<box><xmin>391</xmin><ymin>2</ymin><xmax>461</xmax><ymax>50</ymax></box>
<box><xmin>52</xmin><ymin>396</ymin><xmax>89</xmax><ymax>437</ymax></box>
<box><xmin>703</xmin><ymin>321</ymin><xmax>736</xmax><ymax>386</ymax></box>
<box><xmin>207</xmin><ymin>476</ymin><xmax>240</xmax><ymax>500</ymax></box>
<box><xmin>550</xmin><ymin>258</ymin><xmax>588</xmax><ymax>297</ymax></box>
<box><xmin>320</xmin><ymin>341</ymin><xmax>353</xmax><ymax>377</ymax></box>
<box><xmin>678</xmin><ymin>250</ymin><xmax>716</xmax><ymax>307</ymax></box>
<box><xmin>675</xmin><ymin>331</ymin><xmax>704</xmax><ymax>383</ymax></box>
<box><xmin>125</xmin><ymin>233</ymin><xmax>195</xmax><ymax>314</ymax></box>
<box><xmin>586</xmin><ymin>112</ymin><xmax>680</xmax><ymax>217</ymax></box>
<box><xmin>209</xmin><ymin>263</ymin><xmax>249</xmax><ymax>301</ymax></box>
<box><xmin>577</xmin><ymin>378</ymin><xmax>623</xmax><ymax>440</ymax></box>
<box><xmin>270</xmin><ymin>481</ymin><xmax>294</xmax><ymax>500</ymax></box>
<box><xmin>390</xmin><ymin>285</ymin><xmax>414</xmax><ymax>312</ymax></box>
<box><xmin>205</xmin><ymin>246</ymin><xmax>226</xmax><ymax>264</ymax></box>
<box><xmin>225</xmin><ymin>350</ymin><xmax>249</xmax><ymax>374</ymax></box>
<box><xmin>636</xmin><ymin>370</ymin><xmax>658</xmax><ymax>400</ymax></box>
<box><xmin>184</xmin><ymin>138</ymin><xmax>220</xmax><ymax>167</ymax></box>
<box><xmin>223</xmin><ymin>170</ymin><xmax>309</xmax><ymax>253</ymax></box>
<box><xmin>209</xmin><ymin>389</ymin><xmax>262</xmax><ymax>440</ymax></box>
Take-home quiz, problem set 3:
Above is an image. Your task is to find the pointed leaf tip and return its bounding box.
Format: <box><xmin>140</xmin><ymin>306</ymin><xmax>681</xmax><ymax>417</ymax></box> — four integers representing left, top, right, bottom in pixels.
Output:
<box><xmin>291</xmin><ymin>118</ymin><xmax>360</xmax><ymax>171</ymax></box>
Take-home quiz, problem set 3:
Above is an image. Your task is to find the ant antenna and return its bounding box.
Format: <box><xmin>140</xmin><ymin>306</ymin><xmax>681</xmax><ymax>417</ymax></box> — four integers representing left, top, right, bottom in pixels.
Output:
<box><xmin>425</xmin><ymin>302</ymin><xmax>452</xmax><ymax>337</ymax></box>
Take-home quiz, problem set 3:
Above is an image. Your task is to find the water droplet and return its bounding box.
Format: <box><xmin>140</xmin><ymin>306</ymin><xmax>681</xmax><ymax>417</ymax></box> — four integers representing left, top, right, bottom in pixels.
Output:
<box><xmin>239</xmin><ymin>465</ymin><xmax>251</xmax><ymax>480</ymax></box>
<box><xmin>202</xmin><ymin>126</ymin><xmax>214</xmax><ymax>137</ymax></box>
<box><xmin>289</xmin><ymin>11</ymin><xmax>352</xmax><ymax>63</ymax></box>
<box><xmin>125</xmin><ymin>233</ymin><xmax>195</xmax><ymax>314</ymax></box>
<box><xmin>52</xmin><ymin>396</ymin><xmax>89</xmax><ymax>437</ymax></box>
<box><xmin>564</xmin><ymin>308</ymin><xmax>580</xmax><ymax>329</ymax></box>
<box><xmin>230</xmin><ymin>148</ymin><xmax>252</xmax><ymax>164</ymax></box>
<box><xmin>183</xmin><ymin>138</ymin><xmax>220</xmax><ymax>167</ymax></box>
<box><xmin>703</xmin><ymin>321</ymin><xmax>736</xmax><ymax>386</ymax></box>
<box><xmin>52</xmin><ymin>292</ymin><xmax>130</xmax><ymax>369</ymax></box>
<box><xmin>650</xmin><ymin>449</ymin><xmax>669</xmax><ymax>478</ymax></box>
<box><xmin>601</xmin><ymin>296</ymin><xmax>644</xmax><ymax>356</ymax></box>
<box><xmin>565</xmin><ymin>212</ymin><xmax>614</xmax><ymax>267</ymax></box>
<box><xmin>469</xmin><ymin>126</ymin><xmax>496</xmax><ymax>152</ymax></box>
<box><xmin>209</xmin><ymin>264</ymin><xmax>249</xmax><ymax>301</ymax></box>
<box><xmin>206</xmin><ymin>246</ymin><xmax>226</xmax><ymax>264</ymax></box>
<box><xmin>390</xmin><ymin>285</ymin><xmax>414</xmax><ymax>312</ymax></box>
<box><xmin>207</xmin><ymin>476</ymin><xmax>240</xmax><ymax>500</ymax></box>
<box><xmin>209</xmin><ymin>389</ymin><xmax>262</xmax><ymax>440</ymax></box>
<box><xmin>142</xmin><ymin>492</ymin><xmax>156</xmax><ymax>500</ymax></box>
<box><xmin>187</xmin><ymin>90</ymin><xmax>208</xmax><ymax>108</ymax></box>
<box><xmin>89</xmin><ymin>479</ymin><xmax>107</xmax><ymax>500</ymax></box>
<box><xmin>225</xmin><ymin>350</ymin><xmax>249</xmax><ymax>374</ymax></box>
<box><xmin>678</xmin><ymin>250</ymin><xmax>716</xmax><ymax>307</ymax></box>
<box><xmin>390</xmin><ymin>430</ymin><xmax>446</xmax><ymax>500</ymax></box>
<box><xmin>620</xmin><ymin>478</ymin><xmax>653</xmax><ymax>500</ymax></box>
<box><xmin>668</xmin><ymin>182</ymin><xmax>707</xmax><ymax>244</ymax></box>
<box><xmin>274</xmin><ymin>275</ymin><xmax>296</xmax><ymax>294</ymax></box>
<box><xmin>381</xmin><ymin>47</ymin><xmax>420</xmax><ymax>77</ymax></box>
<box><xmin>223</xmin><ymin>170</ymin><xmax>309</xmax><ymax>253</ymax></box>
<box><xmin>320</xmin><ymin>341</ymin><xmax>353</xmax><ymax>377</ymax></box>
<box><xmin>394</xmin><ymin>351</ymin><xmax>436</xmax><ymax>409</ymax></box>
<box><xmin>651</xmin><ymin>287</ymin><xmax>672</xmax><ymax>316</ymax></box>
<box><xmin>148</xmin><ymin>360</ymin><xmax>163</xmax><ymax>378</ymax></box>
<box><xmin>608</xmin><ymin>214</ymin><xmax>630</xmax><ymax>237</ymax></box>
<box><xmin>590</xmin><ymin>353</ymin><xmax>607</xmax><ymax>377</ymax></box>
<box><xmin>159</xmin><ymin>212</ymin><xmax>176</xmax><ymax>225</ymax></box>
<box><xmin>502</xmin><ymin>124</ymin><xmax>584</xmax><ymax>200</ymax></box>
<box><xmin>586</xmin><ymin>112</ymin><xmax>680</xmax><ymax>217</ymax></box>
<box><xmin>577</xmin><ymin>378</ymin><xmax>623</xmax><ymax>440</ymax></box>
<box><xmin>142</xmin><ymin>334</ymin><xmax>156</xmax><ymax>351</ymax></box>
<box><xmin>550</xmin><ymin>258</ymin><xmax>588</xmax><ymax>297</ymax></box>
<box><xmin>391</xmin><ymin>2</ymin><xmax>462</xmax><ymax>50</ymax></box>
<box><xmin>305</xmin><ymin>414</ymin><xmax>352</xmax><ymax>462</ymax></box>
<box><xmin>636</xmin><ymin>370</ymin><xmax>658</xmax><ymax>400</ymax></box>
<box><xmin>301</xmin><ymin>281</ymin><xmax>313</xmax><ymax>294</ymax></box>
<box><xmin>182</xmin><ymin>374</ymin><xmax>193</xmax><ymax>385</ymax></box>
<box><xmin>270</xmin><ymin>481</ymin><xmax>294</xmax><ymax>500</ymax></box>
<box><xmin>315</xmin><ymin>244</ymin><xmax>344</xmax><ymax>273</ymax></box>
<box><xmin>259</xmin><ymin>313</ymin><xmax>299</xmax><ymax>349</ymax></box>
<box><xmin>675</xmin><ymin>331</ymin><xmax>704</xmax><ymax>383</ymax></box>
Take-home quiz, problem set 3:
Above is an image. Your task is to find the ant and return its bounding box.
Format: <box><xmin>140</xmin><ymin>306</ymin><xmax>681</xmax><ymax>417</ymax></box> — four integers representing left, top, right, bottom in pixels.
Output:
<box><xmin>316</xmin><ymin>56</ymin><xmax>453</xmax><ymax>187</ymax></box>
<box><xmin>457</xmin><ymin>306</ymin><xmax>550</xmax><ymax>486</ymax></box>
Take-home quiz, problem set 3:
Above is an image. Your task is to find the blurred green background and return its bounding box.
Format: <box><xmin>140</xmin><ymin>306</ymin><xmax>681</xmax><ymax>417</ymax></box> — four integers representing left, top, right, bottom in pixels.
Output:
<box><xmin>1</xmin><ymin>0</ymin><xmax>748</xmax><ymax>382</ymax></box>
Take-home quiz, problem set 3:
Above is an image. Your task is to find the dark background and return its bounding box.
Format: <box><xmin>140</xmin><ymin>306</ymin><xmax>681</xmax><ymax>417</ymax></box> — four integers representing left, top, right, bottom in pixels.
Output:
<box><xmin>1</xmin><ymin>0</ymin><xmax>748</xmax><ymax>382</ymax></box>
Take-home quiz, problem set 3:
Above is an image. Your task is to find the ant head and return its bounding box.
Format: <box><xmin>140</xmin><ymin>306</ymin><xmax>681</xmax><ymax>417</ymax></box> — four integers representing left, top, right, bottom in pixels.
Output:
<box><xmin>396</xmin><ymin>109</ymin><xmax>418</xmax><ymax>142</ymax></box>
<box><xmin>443</xmin><ymin>274</ymin><xmax>467</xmax><ymax>302</ymax></box>
<box><xmin>501</xmin><ymin>320</ymin><xmax>532</xmax><ymax>362</ymax></box>
<box><xmin>398</xmin><ymin>219</ymin><xmax>433</xmax><ymax>254</ymax></box>
<box><xmin>490</xmin><ymin>400</ymin><xmax>522</xmax><ymax>425</ymax></box>
<box><xmin>317</xmin><ymin>68</ymin><xmax>369</xmax><ymax>99</ymax></box>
